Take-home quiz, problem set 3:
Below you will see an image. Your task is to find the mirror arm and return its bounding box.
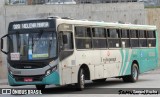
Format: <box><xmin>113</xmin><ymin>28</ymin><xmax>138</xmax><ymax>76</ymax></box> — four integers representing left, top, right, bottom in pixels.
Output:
<box><xmin>1</xmin><ymin>34</ymin><xmax>9</xmax><ymax>54</ymax></box>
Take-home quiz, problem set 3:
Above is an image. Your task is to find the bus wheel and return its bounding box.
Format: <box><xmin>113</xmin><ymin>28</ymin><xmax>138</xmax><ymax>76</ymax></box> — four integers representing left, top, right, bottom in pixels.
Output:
<box><xmin>92</xmin><ymin>78</ymin><xmax>106</xmax><ymax>83</ymax></box>
<box><xmin>36</xmin><ymin>85</ymin><xmax>45</xmax><ymax>90</ymax></box>
<box><xmin>76</xmin><ymin>68</ymin><xmax>85</xmax><ymax>91</ymax></box>
<box><xmin>122</xmin><ymin>63</ymin><xmax>139</xmax><ymax>82</ymax></box>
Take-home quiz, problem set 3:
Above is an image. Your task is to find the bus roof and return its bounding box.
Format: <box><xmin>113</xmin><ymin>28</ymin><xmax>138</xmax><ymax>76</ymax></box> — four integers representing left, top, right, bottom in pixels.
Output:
<box><xmin>56</xmin><ymin>18</ymin><xmax>157</xmax><ymax>30</ymax></box>
<box><xmin>9</xmin><ymin>18</ymin><xmax>157</xmax><ymax>31</ymax></box>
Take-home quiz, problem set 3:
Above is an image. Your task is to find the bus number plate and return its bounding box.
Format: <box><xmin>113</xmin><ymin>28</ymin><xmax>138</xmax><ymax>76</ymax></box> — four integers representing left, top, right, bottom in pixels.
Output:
<box><xmin>10</xmin><ymin>53</ymin><xmax>20</xmax><ymax>60</ymax></box>
<box><xmin>24</xmin><ymin>78</ymin><xmax>33</xmax><ymax>82</ymax></box>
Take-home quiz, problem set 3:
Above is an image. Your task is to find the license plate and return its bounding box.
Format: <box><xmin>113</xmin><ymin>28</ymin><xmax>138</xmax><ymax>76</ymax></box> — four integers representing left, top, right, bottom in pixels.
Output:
<box><xmin>24</xmin><ymin>78</ymin><xmax>33</xmax><ymax>82</ymax></box>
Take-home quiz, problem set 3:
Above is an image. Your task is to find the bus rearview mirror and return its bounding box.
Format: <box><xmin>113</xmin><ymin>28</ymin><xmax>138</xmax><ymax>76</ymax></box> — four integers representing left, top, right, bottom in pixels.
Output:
<box><xmin>1</xmin><ymin>35</ymin><xmax>8</xmax><ymax>54</ymax></box>
<box><xmin>1</xmin><ymin>38</ymin><xmax>3</xmax><ymax>49</ymax></box>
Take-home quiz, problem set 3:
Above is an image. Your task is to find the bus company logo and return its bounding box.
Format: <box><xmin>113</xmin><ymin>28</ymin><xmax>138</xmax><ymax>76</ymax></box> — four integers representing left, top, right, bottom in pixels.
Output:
<box><xmin>107</xmin><ymin>51</ymin><xmax>110</xmax><ymax>56</ymax></box>
<box><xmin>2</xmin><ymin>89</ymin><xmax>11</xmax><ymax>94</ymax></box>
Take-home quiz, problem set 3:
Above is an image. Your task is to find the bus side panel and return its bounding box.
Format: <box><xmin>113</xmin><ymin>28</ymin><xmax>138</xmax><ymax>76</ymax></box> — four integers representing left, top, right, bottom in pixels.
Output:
<box><xmin>94</xmin><ymin>65</ymin><xmax>104</xmax><ymax>79</ymax></box>
<box><xmin>125</xmin><ymin>49</ymin><xmax>141</xmax><ymax>75</ymax></box>
<box><xmin>139</xmin><ymin>48</ymin><xmax>158</xmax><ymax>73</ymax></box>
<box><xmin>123</xmin><ymin>48</ymin><xmax>157</xmax><ymax>75</ymax></box>
<box><xmin>60</xmin><ymin>54</ymin><xmax>76</xmax><ymax>85</ymax></box>
<box><xmin>75</xmin><ymin>50</ymin><xmax>101</xmax><ymax>80</ymax></box>
<box><xmin>118</xmin><ymin>49</ymin><xmax>132</xmax><ymax>76</ymax></box>
<box><xmin>139</xmin><ymin>31</ymin><xmax>158</xmax><ymax>73</ymax></box>
<box><xmin>101</xmin><ymin>50</ymin><xmax>122</xmax><ymax>78</ymax></box>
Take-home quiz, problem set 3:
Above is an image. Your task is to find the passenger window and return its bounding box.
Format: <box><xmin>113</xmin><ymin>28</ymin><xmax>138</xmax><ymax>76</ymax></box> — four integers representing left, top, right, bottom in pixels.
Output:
<box><xmin>148</xmin><ymin>31</ymin><xmax>156</xmax><ymax>38</ymax></box>
<box><xmin>108</xmin><ymin>29</ymin><xmax>119</xmax><ymax>38</ymax></box>
<box><xmin>147</xmin><ymin>30</ymin><xmax>156</xmax><ymax>47</ymax></box>
<box><xmin>92</xmin><ymin>28</ymin><xmax>106</xmax><ymax>37</ymax></box>
<box><xmin>75</xmin><ymin>26</ymin><xmax>92</xmax><ymax>49</ymax></box>
<box><xmin>139</xmin><ymin>30</ymin><xmax>147</xmax><ymax>47</ymax></box>
<box><xmin>75</xmin><ymin>27</ymin><xmax>91</xmax><ymax>37</ymax></box>
<box><xmin>121</xmin><ymin>29</ymin><xmax>129</xmax><ymax>38</ymax></box>
<box><xmin>107</xmin><ymin>28</ymin><xmax>121</xmax><ymax>48</ymax></box>
<box><xmin>130</xmin><ymin>30</ymin><xmax>138</xmax><ymax>38</ymax></box>
<box><xmin>121</xmin><ymin>29</ymin><xmax>130</xmax><ymax>48</ymax></box>
<box><xmin>130</xmin><ymin>39</ymin><xmax>139</xmax><ymax>47</ymax></box>
<box><xmin>139</xmin><ymin>30</ymin><xmax>146</xmax><ymax>38</ymax></box>
<box><xmin>130</xmin><ymin>30</ymin><xmax>139</xmax><ymax>47</ymax></box>
<box><xmin>92</xmin><ymin>28</ymin><xmax>107</xmax><ymax>48</ymax></box>
<box><xmin>76</xmin><ymin>39</ymin><xmax>92</xmax><ymax>49</ymax></box>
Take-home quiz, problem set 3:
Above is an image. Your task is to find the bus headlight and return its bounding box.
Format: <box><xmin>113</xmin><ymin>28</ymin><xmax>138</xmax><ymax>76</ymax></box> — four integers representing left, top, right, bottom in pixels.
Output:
<box><xmin>45</xmin><ymin>65</ymin><xmax>57</xmax><ymax>76</ymax></box>
<box><xmin>9</xmin><ymin>70</ymin><xmax>13</xmax><ymax>75</ymax></box>
<box><xmin>46</xmin><ymin>70</ymin><xmax>51</xmax><ymax>76</ymax></box>
<box><xmin>8</xmin><ymin>68</ymin><xmax>13</xmax><ymax>75</ymax></box>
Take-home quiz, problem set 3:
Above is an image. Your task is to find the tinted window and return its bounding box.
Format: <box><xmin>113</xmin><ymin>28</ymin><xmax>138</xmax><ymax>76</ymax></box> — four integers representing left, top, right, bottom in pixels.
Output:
<box><xmin>75</xmin><ymin>26</ymin><xmax>92</xmax><ymax>49</ymax></box>
<box><xmin>148</xmin><ymin>30</ymin><xmax>156</xmax><ymax>47</ymax></box>
<box><xmin>121</xmin><ymin>39</ymin><xmax>130</xmax><ymax>48</ymax></box>
<box><xmin>121</xmin><ymin>29</ymin><xmax>129</xmax><ymax>38</ymax></box>
<box><xmin>108</xmin><ymin>39</ymin><xmax>120</xmax><ymax>48</ymax></box>
<box><xmin>139</xmin><ymin>30</ymin><xmax>146</xmax><ymax>38</ymax></box>
<box><xmin>93</xmin><ymin>39</ymin><xmax>106</xmax><ymax>48</ymax></box>
<box><xmin>63</xmin><ymin>32</ymin><xmax>73</xmax><ymax>50</ymax></box>
<box><xmin>148</xmin><ymin>31</ymin><xmax>156</xmax><ymax>38</ymax></box>
<box><xmin>107</xmin><ymin>29</ymin><xmax>121</xmax><ymax>48</ymax></box>
<box><xmin>76</xmin><ymin>39</ymin><xmax>92</xmax><ymax>49</ymax></box>
<box><xmin>131</xmin><ymin>39</ymin><xmax>139</xmax><ymax>47</ymax></box>
<box><xmin>75</xmin><ymin>27</ymin><xmax>91</xmax><ymax>37</ymax></box>
<box><xmin>92</xmin><ymin>28</ymin><xmax>106</xmax><ymax>37</ymax></box>
<box><xmin>148</xmin><ymin>39</ymin><xmax>156</xmax><ymax>47</ymax></box>
<box><xmin>108</xmin><ymin>29</ymin><xmax>119</xmax><ymax>38</ymax></box>
<box><xmin>139</xmin><ymin>39</ymin><xmax>147</xmax><ymax>47</ymax></box>
<box><xmin>130</xmin><ymin>30</ymin><xmax>138</xmax><ymax>38</ymax></box>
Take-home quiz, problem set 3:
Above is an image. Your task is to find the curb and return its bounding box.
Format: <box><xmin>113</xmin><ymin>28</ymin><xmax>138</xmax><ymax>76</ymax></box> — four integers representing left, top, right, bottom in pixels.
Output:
<box><xmin>0</xmin><ymin>79</ymin><xmax>8</xmax><ymax>85</ymax></box>
<box><xmin>0</xmin><ymin>82</ymin><xmax>8</xmax><ymax>85</ymax></box>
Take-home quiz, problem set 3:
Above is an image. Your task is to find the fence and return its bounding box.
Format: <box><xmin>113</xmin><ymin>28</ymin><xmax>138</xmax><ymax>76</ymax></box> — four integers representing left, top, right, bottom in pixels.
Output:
<box><xmin>5</xmin><ymin>0</ymin><xmax>160</xmax><ymax>7</ymax></box>
<box><xmin>6</xmin><ymin>0</ymin><xmax>139</xmax><ymax>5</ymax></box>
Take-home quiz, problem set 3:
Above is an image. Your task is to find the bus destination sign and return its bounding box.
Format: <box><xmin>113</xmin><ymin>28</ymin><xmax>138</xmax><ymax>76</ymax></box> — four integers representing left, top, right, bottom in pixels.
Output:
<box><xmin>12</xmin><ymin>22</ymin><xmax>50</xmax><ymax>30</ymax></box>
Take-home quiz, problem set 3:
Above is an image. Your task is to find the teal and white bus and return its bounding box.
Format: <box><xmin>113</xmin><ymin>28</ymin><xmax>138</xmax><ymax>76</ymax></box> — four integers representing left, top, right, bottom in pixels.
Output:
<box><xmin>1</xmin><ymin>17</ymin><xmax>158</xmax><ymax>90</ymax></box>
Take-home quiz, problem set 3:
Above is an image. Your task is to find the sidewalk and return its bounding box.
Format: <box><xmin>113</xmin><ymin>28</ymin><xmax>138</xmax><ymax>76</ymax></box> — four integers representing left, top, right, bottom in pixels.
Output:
<box><xmin>0</xmin><ymin>79</ymin><xmax>8</xmax><ymax>85</ymax></box>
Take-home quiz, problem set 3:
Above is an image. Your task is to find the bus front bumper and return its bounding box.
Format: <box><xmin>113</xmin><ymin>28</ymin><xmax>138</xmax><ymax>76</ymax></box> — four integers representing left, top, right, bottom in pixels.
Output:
<box><xmin>8</xmin><ymin>71</ymin><xmax>60</xmax><ymax>86</ymax></box>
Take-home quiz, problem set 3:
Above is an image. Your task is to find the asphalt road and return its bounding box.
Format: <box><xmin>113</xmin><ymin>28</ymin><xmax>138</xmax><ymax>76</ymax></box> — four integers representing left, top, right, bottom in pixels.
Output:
<box><xmin>0</xmin><ymin>68</ymin><xmax>160</xmax><ymax>97</ymax></box>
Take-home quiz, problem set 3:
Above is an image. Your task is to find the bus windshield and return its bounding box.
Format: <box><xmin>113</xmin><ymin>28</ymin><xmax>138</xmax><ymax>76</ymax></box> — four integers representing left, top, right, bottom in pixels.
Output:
<box><xmin>9</xmin><ymin>31</ymin><xmax>57</xmax><ymax>61</ymax></box>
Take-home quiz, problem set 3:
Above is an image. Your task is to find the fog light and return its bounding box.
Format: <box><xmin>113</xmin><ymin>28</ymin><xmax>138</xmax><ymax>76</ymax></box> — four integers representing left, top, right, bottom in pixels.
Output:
<box><xmin>46</xmin><ymin>69</ymin><xmax>51</xmax><ymax>76</ymax></box>
<box><xmin>10</xmin><ymin>71</ymin><xmax>13</xmax><ymax>75</ymax></box>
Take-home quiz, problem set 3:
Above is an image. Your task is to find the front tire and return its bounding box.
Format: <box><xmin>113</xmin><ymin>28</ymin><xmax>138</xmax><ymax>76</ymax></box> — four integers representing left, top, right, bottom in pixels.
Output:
<box><xmin>76</xmin><ymin>68</ymin><xmax>85</xmax><ymax>91</ymax></box>
<box><xmin>123</xmin><ymin>63</ymin><xmax>139</xmax><ymax>82</ymax></box>
<box><xmin>36</xmin><ymin>85</ymin><xmax>45</xmax><ymax>90</ymax></box>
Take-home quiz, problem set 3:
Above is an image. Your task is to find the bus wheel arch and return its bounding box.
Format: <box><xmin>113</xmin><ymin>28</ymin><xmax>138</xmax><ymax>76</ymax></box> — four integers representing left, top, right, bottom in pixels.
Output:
<box><xmin>79</xmin><ymin>64</ymin><xmax>90</xmax><ymax>80</ymax></box>
<box><xmin>122</xmin><ymin>60</ymin><xmax>139</xmax><ymax>83</ymax></box>
<box><xmin>75</xmin><ymin>64</ymin><xmax>90</xmax><ymax>91</ymax></box>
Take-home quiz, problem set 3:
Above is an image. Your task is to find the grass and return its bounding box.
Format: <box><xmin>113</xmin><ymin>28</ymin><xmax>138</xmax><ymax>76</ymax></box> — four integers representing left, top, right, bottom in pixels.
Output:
<box><xmin>145</xmin><ymin>6</ymin><xmax>160</xmax><ymax>8</ymax></box>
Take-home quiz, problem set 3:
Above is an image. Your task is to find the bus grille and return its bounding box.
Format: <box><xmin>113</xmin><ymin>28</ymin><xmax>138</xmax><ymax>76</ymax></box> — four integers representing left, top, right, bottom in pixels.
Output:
<box><xmin>13</xmin><ymin>75</ymin><xmax>44</xmax><ymax>82</ymax></box>
<box><xmin>10</xmin><ymin>63</ymin><xmax>46</xmax><ymax>69</ymax></box>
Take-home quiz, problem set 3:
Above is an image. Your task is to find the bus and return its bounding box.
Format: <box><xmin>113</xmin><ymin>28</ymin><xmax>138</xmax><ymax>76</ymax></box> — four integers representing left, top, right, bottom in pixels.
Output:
<box><xmin>1</xmin><ymin>17</ymin><xmax>158</xmax><ymax>90</ymax></box>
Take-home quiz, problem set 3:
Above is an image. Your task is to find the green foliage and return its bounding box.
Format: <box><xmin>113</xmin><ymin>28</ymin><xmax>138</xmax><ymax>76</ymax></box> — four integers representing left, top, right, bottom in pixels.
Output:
<box><xmin>145</xmin><ymin>6</ymin><xmax>160</xmax><ymax>8</ymax></box>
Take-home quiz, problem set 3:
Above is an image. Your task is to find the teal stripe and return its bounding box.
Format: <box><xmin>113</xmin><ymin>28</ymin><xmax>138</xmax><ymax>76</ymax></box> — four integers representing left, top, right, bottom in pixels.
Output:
<box><xmin>8</xmin><ymin>71</ymin><xmax>60</xmax><ymax>86</ymax></box>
